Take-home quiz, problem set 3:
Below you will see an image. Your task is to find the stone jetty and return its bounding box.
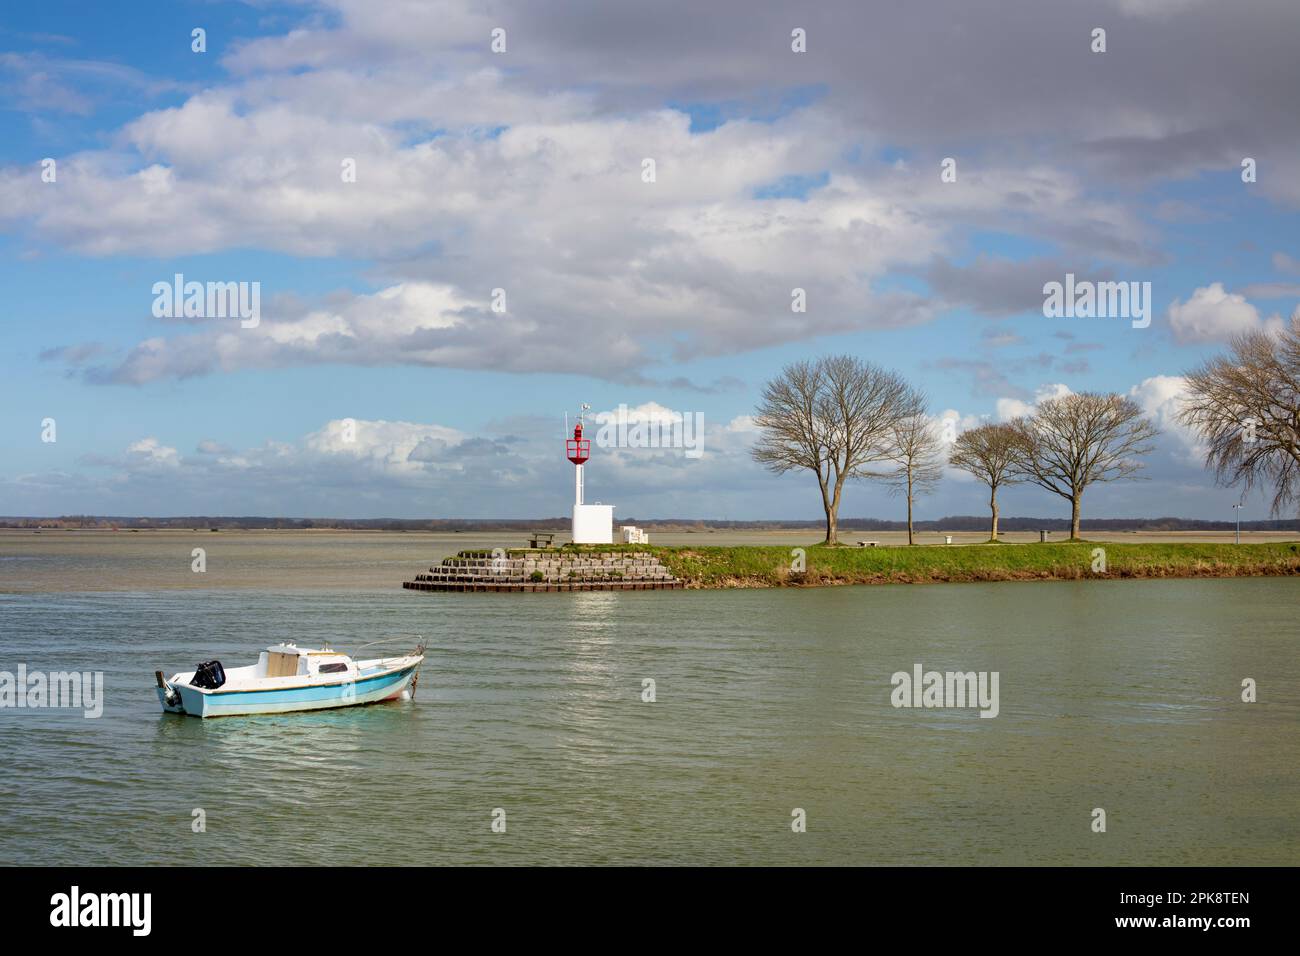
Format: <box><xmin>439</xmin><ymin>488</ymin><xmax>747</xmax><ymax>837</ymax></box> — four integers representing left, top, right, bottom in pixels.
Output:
<box><xmin>403</xmin><ymin>549</ymin><xmax>684</xmax><ymax>592</ymax></box>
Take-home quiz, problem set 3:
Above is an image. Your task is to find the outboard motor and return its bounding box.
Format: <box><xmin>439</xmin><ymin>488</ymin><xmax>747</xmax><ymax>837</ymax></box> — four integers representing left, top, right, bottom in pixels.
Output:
<box><xmin>155</xmin><ymin>670</ymin><xmax>182</xmax><ymax>708</ymax></box>
<box><xmin>192</xmin><ymin>660</ymin><xmax>226</xmax><ymax>690</ymax></box>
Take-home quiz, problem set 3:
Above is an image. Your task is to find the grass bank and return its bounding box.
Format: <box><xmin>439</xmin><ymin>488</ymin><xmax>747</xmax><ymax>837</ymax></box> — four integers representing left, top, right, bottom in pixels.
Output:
<box><xmin>553</xmin><ymin>541</ymin><xmax>1300</xmax><ymax>588</ymax></box>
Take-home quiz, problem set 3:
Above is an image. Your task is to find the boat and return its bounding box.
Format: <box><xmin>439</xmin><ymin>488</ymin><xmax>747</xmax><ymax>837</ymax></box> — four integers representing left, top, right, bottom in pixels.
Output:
<box><xmin>154</xmin><ymin>639</ymin><xmax>425</xmax><ymax>718</ymax></box>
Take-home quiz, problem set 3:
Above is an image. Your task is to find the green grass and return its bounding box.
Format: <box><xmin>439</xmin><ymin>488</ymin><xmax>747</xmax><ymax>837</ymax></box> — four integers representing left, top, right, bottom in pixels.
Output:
<box><xmin>519</xmin><ymin>541</ymin><xmax>1300</xmax><ymax>588</ymax></box>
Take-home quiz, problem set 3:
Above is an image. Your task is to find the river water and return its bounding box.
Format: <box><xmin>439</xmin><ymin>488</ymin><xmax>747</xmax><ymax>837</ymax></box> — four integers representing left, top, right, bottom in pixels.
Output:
<box><xmin>0</xmin><ymin>531</ymin><xmax>1296</xmax><ymax>865</ymax></box>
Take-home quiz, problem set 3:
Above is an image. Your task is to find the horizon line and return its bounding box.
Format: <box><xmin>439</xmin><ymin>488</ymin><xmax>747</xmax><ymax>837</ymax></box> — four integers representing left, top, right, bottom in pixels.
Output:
<box><xmin>4</xmin><ymin>514</ymin><xmax>1297</xmax><ymax>530</ymax></box>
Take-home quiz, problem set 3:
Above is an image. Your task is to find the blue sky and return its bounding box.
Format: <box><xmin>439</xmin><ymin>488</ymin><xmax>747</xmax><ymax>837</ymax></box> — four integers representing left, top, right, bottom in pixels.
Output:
<box><xmin>2</xmin><ymin>1</ymin><xmax>1299</xmax><ymax>521</ymax></box>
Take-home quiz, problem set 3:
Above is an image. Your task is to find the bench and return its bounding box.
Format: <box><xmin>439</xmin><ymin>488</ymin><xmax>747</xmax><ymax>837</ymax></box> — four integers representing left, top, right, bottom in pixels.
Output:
<box><xmin>856</xmin><ymin>540</ymin><xmax>878</xmax><ymax>547</ymax></box>
<box><xmin>528</xmin><ymin>532</ymin><xmax>556</xmax><ymax>549</ymax></box>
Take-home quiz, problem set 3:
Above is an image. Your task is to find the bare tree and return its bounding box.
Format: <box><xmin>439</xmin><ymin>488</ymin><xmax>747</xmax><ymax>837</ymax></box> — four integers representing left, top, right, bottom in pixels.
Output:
<box><xmin>1008</xmin><ymin>392</ymin><xmax>1159</xmax><ymax>539</ymax></box>
<box><xmin>949</xmin><ymin>423</ymin><xmax>1022</xmax><ymax>541</ymax></box>
<box><xmin>1177</xmin><ymin>321</ymin><xmax>1300</xmax><ymax>515</ymax></box>
<box><xmin>752</xmin><ymin>356</ymin><xmax>921</xmax><ymax>545</ymax></box>
<box><xmin>883</xmin><ymin>410</ymin><xmax>944</xmax><ymax>545</ymax></box>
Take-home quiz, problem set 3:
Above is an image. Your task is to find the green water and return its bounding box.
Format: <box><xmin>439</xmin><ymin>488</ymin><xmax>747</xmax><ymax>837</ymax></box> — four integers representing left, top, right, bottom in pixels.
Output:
<box><xmin>0</xmin><ymin>573</ymin><xmax>1296</xmax><ymax>865</ymax></box>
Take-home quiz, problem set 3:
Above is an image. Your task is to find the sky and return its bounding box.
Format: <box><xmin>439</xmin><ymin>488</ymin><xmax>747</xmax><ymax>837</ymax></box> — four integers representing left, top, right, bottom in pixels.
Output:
<box><xmin>1</xmin><ymin>0</ymin><xmax>1298</xmax><ymax>522</ymax></box>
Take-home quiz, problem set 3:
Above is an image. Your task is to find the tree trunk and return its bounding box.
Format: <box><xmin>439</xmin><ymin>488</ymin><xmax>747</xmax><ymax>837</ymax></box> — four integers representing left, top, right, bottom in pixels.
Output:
<box><xmin>825</xmin><ymin>476</ymin><xmax>846</xmax><ymax>545</ymax></box>
<box><xmin>906</xmin><ymin>470</ymin><xmax>915</xmax><ymax>545</ymax></box>
<box><xmin>990</xmin><ymin>490</ymin><xmax>999</xmax><ymax>541</ymax></box>
<box><xmin>1070</xmin><ymin>495</ymin><xmax>1081</xmax><ymax>539</ymax></box>
<box><xmin>818</xmin><ymin>476</ymin><xmax>835</xmax><ymax>546</ymax></box>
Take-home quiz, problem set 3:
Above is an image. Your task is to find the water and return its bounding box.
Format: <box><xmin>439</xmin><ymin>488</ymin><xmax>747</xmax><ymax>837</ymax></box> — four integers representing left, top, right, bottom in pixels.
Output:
<box><xmin>1</xmin><ymin>534</ymin><xmax>1297</xmax><ymax>865</ymax></box>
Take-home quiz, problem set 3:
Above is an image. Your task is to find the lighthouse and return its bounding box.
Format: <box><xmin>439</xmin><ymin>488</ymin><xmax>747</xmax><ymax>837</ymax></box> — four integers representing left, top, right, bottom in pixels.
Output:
<box><xmin>567</xmin><ymin>406</ymin><xmax>613</xmax><ymax>544</ymax></box>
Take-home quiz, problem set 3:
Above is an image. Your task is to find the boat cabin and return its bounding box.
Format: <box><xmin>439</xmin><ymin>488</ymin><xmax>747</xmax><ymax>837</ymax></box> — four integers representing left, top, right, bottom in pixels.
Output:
<box><xmin>257</xmin><ymin>643</ymin><xmax>357</xmax><ymax>680</ymax></box>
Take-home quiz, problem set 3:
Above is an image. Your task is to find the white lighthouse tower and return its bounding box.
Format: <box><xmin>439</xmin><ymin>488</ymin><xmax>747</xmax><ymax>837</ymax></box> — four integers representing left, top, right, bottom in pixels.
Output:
<box><xmin>567</xmin><ymin>405</ymin><xmax>613</xmax><ymax>544</ymax></box>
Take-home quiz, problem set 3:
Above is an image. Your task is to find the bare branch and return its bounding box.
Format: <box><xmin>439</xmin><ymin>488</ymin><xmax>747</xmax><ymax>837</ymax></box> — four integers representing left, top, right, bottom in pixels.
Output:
<box><xmin>1177</xmin><ymin>318</ymin><xmax>1300</xmax><ymax>515</ymax></box>
<box><xmin>751</xmin><ymin>355</ymin><xmax>921</xmax><ymax>544</ymax></box>
<box><xmin>881</xmin><ymin>406</ymin><xmax>944</xmax><ymax>544</ymax></box>
<box><xmin>1007</xmin><ymin>392</ymin><xmax>1159</xmax><ymax>537</ymax></box>
<box><xmin>949</xmin><ymin>422</ymin><xmax>1022</xmax><ymax>539</ymax></box>
<box><xmin>949</xmin><ymin>423</ymin><xmax>1022</xmax><ymax>492</ymax></box>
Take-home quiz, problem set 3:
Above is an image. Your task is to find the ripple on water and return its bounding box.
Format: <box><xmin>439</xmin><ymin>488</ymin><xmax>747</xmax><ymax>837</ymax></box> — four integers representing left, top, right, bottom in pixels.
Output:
<box><xmin>0</xmin><ymin>579</ymin><xmax>1297</xmax><ymax>865</ymax></box>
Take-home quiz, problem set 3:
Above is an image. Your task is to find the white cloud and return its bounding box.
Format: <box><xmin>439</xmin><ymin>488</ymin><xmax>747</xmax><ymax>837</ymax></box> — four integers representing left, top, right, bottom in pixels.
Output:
<box><xmin>3</xmin><ymin>7</ymin><xmax>1170</xmax><ymax>385</ymax></box>
<box><xmin>4</xmin><ymin>370</ymin><xmax>1251</xmax><ymax>519</ymax></box>
<box><xmin>995</xmin><ymin>383</ymin><xmax>1072</xmax><ymax>420</ymax></box>
<box><xmin>60</xmin><ymin>410</ymin><xmax>768</xmax><ymax>517</ymax></box>
<box><xmin>934</xmin><ymin>408</ymin><xmax>988</xmax><ymax>483</ymax></box>
<box><xmin>303</xmin><ymin>419</ymin><xmax>468</xmax><ymax>479</ymax></box>
<box><xmin>939</xmin><ymin>408</ymin><xmax>984</xmax><ymax>434</ymax></box>
<box><xmin>10</xmin><ymin>102</ymin><xmax>957</xmax><ymax>380</ymax></box>
<box><xmin>125</xmin><ymin>437</ymin><xmax>180</xmax><ymax>468</ymax></box>
<box><xmin>1166</xmin><ymin>283</ymin><xmax>1282</xmax><ymax>344</ymax></box>
<box><xmin>79</xmin><ymin>283</ymin><xmax>482</xmax><ymax>384</ymax></box>
<box><xmin>592</xmin><ymin>401</ymin><xmax>683</xmax><ymax>425</ymax></box>
<box><xmin>1127</xmin><ymin>375</ymin><xmax>1205</xmax><ymax>465</ymax></box>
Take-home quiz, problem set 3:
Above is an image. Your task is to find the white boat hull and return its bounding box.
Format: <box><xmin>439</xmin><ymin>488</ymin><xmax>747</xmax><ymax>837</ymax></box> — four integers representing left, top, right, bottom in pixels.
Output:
<box><xmin>157</xmin><ymin>660</ymin><xmax>420</xmax><ymax>718</ymax></box>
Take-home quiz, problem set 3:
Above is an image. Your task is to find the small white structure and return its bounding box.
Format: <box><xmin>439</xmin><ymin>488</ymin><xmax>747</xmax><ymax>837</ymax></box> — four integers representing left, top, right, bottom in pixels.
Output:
<box><xmin>567</xmin><ymin>409</ymin><xmax>614</xmax><ymax>544</ymax></box>
<box><xmin>621</xmin><ymin>525</ymin><xmax>649</xmax><ymax>544</ymax></box>
<box><xmin>574</xmin><ymin>504</ymin><xmax>614</xmax><ymax>544</ymax></box>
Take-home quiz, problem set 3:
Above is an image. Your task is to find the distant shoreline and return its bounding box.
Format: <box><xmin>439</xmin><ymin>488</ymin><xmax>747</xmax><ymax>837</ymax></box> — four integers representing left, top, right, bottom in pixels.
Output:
<box><xmin>4</xmin><ymin>532</ymin><xmax>1299</xmax><ymax>594</ymax></box>
<box><xmin>3</xmin><ymin>515</ymin><xmax>1298</xmax><ymax>533</ymax></box>
<box><xmin>6</xmin><ymin>526</ymin><xmax>1300</xmax><ymax>548</ymax></box>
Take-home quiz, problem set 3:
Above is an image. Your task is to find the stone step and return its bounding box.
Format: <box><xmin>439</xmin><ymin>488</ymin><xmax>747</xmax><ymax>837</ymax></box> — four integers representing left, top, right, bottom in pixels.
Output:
<box><xmin>404</xmin><ymin>548</ymin><xmax>680</xmax><ymax>593</ymax></box>
<box><xmin>402</xmin><ymin>580</ymin><xmax>686</xmax><ymax>593</ymax></box>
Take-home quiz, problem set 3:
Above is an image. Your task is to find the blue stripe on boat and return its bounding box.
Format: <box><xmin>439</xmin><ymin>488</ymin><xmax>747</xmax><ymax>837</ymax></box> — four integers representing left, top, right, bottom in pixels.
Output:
<box><xmin>202</xmin><ymin>666</ymin><xmax>415</xmax><ymax>705</ymax></box>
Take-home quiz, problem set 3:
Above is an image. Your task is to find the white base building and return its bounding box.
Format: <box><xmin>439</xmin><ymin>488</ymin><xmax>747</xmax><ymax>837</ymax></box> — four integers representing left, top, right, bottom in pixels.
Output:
<box><xmin>573</xmin><ymin>504</ymin><xmax>614</xmax><ymax>544</ymax></box>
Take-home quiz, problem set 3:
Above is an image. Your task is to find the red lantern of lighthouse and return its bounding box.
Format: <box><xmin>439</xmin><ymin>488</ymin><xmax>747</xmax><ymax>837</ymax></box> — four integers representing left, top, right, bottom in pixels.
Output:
<box><xmin>566</xmin><ymin>421</ymin><xmax>590</xmax><ymax>465</ymax></box>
